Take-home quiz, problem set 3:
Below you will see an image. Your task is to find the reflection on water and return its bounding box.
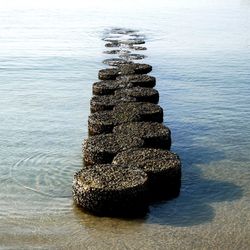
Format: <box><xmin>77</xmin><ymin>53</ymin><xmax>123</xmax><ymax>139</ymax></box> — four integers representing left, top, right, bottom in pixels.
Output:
<box><xmin>0</xmin><ymin>0</ymin><xmax>250</xmax><ymax>249</ymax></box>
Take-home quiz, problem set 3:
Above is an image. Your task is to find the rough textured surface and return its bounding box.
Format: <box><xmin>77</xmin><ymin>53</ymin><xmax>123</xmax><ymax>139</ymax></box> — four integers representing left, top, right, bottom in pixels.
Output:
<box><xmin>92</xmin><ymin>80</ymin><xmax>132</xmax><ymax>96</ymax></box>
<box><xmin>102</xmin><ymin>58</ymin><xmax>130</xmax><ymax>66</ymax></box>
<box><xmin>116</xmin><ymin>74</ymin><xmax>156</xmax><ymax>88</ymax></box>
<box><xmin>103</xmin><ymin>50</ymin><xmax>121</xmax><ymax>54</ymax></box>
<box><xmin>129</xmin><ymin>46</ymin><xmax>147</xmax><ymax>50</ymax></box>
<box><xmin>105</xmin><ymin>42</ymin><xmax>119</xmax><ymax>48</ymax></box>
<box><xmin>113</xmin><ymin>122</ymin><xmax>171</xmax><ymax>149</ymax></box>
<box><xmin>103</xmin><ymin>49</ymin><xmax>131</xmax><ymax>54</ymax></box>
<box><xmin>88</xmin><ymin>110</ymin><xmax>140</xmax><ymax>135</ymax></box>
<box><xmin>119</xmin><ymin>39</ymin><xmax>145</xmax><ymax>45</ymax></box>
<box><xmin>115</xmin><ymin>87</ymin><xmax>159</xmax><ymax>104</ymax></box>
<box><xmin>98</xmin><ymin>64</ymin><xmax>152</xmax><ymax>80</ymax></box>
<box><xmin>113</xmin><ymin>102</ymin><xmax>163</xmax><ymax>123</ymax></box>
<box><xmin>90</xmin><ymin>95</ymin><xmax>136</xmax><ymax>113</ymax></box>
<box><xmin>119</xmin><ymin>53</ymin><xmax>146</xmax><ymax>60</ymax></box>
<box><xmin>98</xmin><ymin>68</ymin><xmax>119</xmax><ymax>80</ymax></box>
<box><xmin>104</xmin><ymin>39</ymin><xmax>145</xmax><ymax>46</ymax></box>
<box><xmin>113</xmin><ymin>148</ymin><xmax>181</xmax><ymax>200</ymax></box>
<box><xmin>88</xmin><ymin>102</ymin><xmax>163</xmax><ymax>135</ymax></box>
<box><xmin>88</xmin><ymin>111</ymin><xmax>114</xmax><ymax>135</ymax></box>
<box><xmin>83</xmin><ymin>134</ymin><xmax>144</xmax><ymax>166</ymax></box>
<box><xmin>92</xmin><ymin>77</ymin><xmax>156</xmax><ymax>96</ymax></box>
<box><xmin>103</xmin><ymin>39</ymin><xmax>120</xmax><ymax>43</ymax></box>
<box><xmin>108</xmin><ymin>28</ymin><xmax>137</xmax><ymax>35</ymax></box>
<box><xmin>118</xmin><ymin>63</ymin><xmax>152</xmax><ymax>75</ymax></box>
<box><xmin>72</xmin><ymin>164</ymin><xmax>149</xmax><ymax>216</ymax></box>
<box><xmin>72</xmin><ymin>32</ymin><xmax>183</xmax><ymax>217</ymax></box>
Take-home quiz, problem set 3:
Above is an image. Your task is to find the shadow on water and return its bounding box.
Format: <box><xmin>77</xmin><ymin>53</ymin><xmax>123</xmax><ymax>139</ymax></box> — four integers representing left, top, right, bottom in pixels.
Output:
<box><xmin>72</xmin><ymin>121</ymin><xmax>243</xmax><ymax>228</ymax></box>
<box><xmin>147</xmin><ymin>164</ymin><xmax>243</xmax><ymax>227</ymax></box>
<box><xmin>72</xmin><ymin>143</ymin><xmax>243</xmax><ymax>229</ymax></box>
<box><xmin>147</xmin><ymin>122</ymin><xmax>243</xmax><ymax>227</ymax></box>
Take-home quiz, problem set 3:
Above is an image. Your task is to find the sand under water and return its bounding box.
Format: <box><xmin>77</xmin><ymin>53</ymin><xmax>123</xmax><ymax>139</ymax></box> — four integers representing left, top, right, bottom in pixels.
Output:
<box><xmin>0</xmin><ymin>1</ymin><xmax>250</xmax><ymax>249</ymax></box>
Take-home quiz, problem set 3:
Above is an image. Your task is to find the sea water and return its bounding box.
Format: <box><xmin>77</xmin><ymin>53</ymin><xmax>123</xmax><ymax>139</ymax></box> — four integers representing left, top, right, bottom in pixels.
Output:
<box><xmin>0</xmin><ymin>0</ymin><xmax>249</xmax><ymax>249</ymax></box>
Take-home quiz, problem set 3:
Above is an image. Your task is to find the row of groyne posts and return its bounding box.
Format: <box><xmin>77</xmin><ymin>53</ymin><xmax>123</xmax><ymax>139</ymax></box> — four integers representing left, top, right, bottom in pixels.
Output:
<box><xmin>72</xmin><ymin>28</ymin><xmax>182</xmax><ymax>217</ymax></box>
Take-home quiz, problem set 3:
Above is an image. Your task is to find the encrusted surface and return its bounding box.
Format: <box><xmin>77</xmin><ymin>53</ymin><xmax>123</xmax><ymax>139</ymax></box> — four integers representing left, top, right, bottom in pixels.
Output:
<box><xmin>115</xmin><ymin>87</ymin><xmax>159</xmax><ymax>104</ymax></box>
<box><xmin>98</xmin><ymin>68</ymin><xmax>119</xmax><ymax>80</ymax></box>
<box><xmin>113</xmin><ymin>148</ymin><xmax>181</xmax><ymax>174</ymax></box>
<box><xmin>102</xmin><ymin>58</ymin><xmax>130</xmax><ymax>66</ymax></box>
<box><xmin>113</xmin><ymin>122</ymin><xmax>171</xmax><ymax>149</ymax></box>
<box><xmin>89</xmin><ymin>102</ymin><xmax>163</xmax><ymax>135</ymax></box>
<box><xmin>103</xmin><ymin>49</ymin><xmax>131</xmax><ymax>54</ymax></box>
<box><xmin>112</xmin><ymin>148</ymin><xmax>182</xmax><ymax>199</ymax></box>
<box><xmin>113</xmin><ymin>102</ymin><xmax>163</xmax><ymax>123</ymax></box>
<box><xmin>90</xmin><ymin>95</ymin><xmax>136</xmax><ymax>113</ymax></box>
<box><xmin>119</xmin><ymin>39</ymin><xmax>145</xmax><ymax>45</ymax></box>
<box><xmin>118</xmin><ymin>63</ymin><xmax>152</xmax><ymax>75</ymax></box>
<box><xmin>129</xmin><ymin>45</ymin><xmax>147</xmax><ymax>50</ymax></box>
<box><xmin>105</xmin><ymin>42</ymin><xmax>119</xmax><ymax>48</ymax></box>
<box><xmin>92</xmin><ymin>80</ymin><xmax>132</xmax><ymax>95</ymax></box>
<box><xmin>73</xmin><ymin>31</ymin><xmax>182</xmax><ymax>216</ymax></box>
<box><xmin>74</xmin><ymin>164</ymin><xmax>148</xmax><ymax>190</ymax></box>
<box><xmin>88</xmin><ymin>110</ymin><xmax>141</xmax><ymax>135</ymax></box>
<box><xmin>98</xmin><ymin>64</ymin><xmax>152</xmax><ymax>80</ymax></box>
<box><xmin>72</xmin><ymin>164</ymin><xmax>149</xmax><ymax>216</ymax></box>
<box><xmin>83</xmin><ymin>133</ymin><xmax>144</xmax><ymax>166</ymax></box>
<box><xmin>116</xmin><ymin>74</ymin><xmax>156</xmax><ymax>88</ymax></box>
<box><xmin>119</xmin><ymin>53</ymin><xmax>146</xmax><ymax>60</ymax></box>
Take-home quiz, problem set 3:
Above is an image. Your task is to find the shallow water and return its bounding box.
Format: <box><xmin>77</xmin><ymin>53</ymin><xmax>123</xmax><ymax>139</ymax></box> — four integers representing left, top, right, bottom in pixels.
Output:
<box><xmin>0</xmin><ymin>1</ymin><xmax>250</xmax><ymax>249</ymax></box>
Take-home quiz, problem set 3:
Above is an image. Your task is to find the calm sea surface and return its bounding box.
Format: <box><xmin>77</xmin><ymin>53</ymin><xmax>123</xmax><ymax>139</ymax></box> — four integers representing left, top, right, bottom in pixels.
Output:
<box><xmin>0</xmin><ymin>1</ymin><xmax>250</xmax><ymax>249</ymax></box>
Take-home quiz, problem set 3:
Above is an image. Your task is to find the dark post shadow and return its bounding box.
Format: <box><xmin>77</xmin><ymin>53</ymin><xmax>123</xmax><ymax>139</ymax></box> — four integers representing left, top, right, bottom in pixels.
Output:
<box><xmin>73</xmin><ymin>121</ymin><xmax>243</xmax><ymax>228</ymax></box>
<box><xmin>146</xmin><ymin>121</ymin><xmax>243</xmax><ymax>226</ymax></box>
<box><xmin>147</xmin><ymin>164</ymin><xmax>243</xmax><ymax>226</ymax></box>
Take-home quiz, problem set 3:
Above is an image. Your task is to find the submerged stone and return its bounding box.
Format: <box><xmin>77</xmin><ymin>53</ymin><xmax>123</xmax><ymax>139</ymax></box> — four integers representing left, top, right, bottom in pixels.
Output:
<box><xmin>83</xmin><ymin>134</ymin><xmax>144</xmax><ymax>166</ymax></box>
<box><xmin>72</xmin><ymin>164</ymin><xmax>149</xmax><ymax>217</ymax></box>
<box><xmin>113</xmin><ymin>122</ymin><xmax>171</xmax><ymax>149</ymax></box>
<box><xmin>113</xmin><ymin>148</ymin><xmax>181</xmax><ymax>200</ymax></box>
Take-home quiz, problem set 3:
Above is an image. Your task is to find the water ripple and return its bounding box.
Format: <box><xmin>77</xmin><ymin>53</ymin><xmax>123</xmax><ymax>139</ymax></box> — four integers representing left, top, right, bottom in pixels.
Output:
<box><xmin>10</xmin><ymin>152</ymin><xmax>81</xmax><ymax>198</ymax></box>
